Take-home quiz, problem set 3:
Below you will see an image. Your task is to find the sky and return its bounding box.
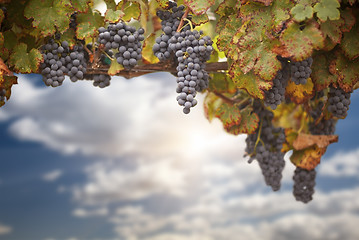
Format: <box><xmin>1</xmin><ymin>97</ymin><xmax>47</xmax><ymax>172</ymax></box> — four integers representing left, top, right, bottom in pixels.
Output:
<box><xmin>0</xmin><ymin>73</ymin><xmax>358</xmax><ymax>240</ymax></box>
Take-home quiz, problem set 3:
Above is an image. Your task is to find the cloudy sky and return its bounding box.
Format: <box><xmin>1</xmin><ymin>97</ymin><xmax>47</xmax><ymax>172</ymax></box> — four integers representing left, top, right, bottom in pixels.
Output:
<box><xmin>0</xmin><ymin>73</ymin><xmax>358</xmax><ymax>240</ymax></box>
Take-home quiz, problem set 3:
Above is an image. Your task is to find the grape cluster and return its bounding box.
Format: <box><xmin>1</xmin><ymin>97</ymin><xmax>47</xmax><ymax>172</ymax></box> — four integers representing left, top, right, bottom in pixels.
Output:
<box><xmin>153</xmin><ymin>2</ymin><xmax>190</xmax><ymax>61</ymax></box>
<box><xmin>327</xmin><ymin>86</ymin><xmax>351</xmax><ymax>118</ymax></box>
<box><xmin>40</xmin><ymin>39</ymin><xmax>69</xmax><ymax>87</ymax></box>
<box><xmin>67</xmin><ymin>44</ymin><xmax>87</xmax><ymax>82</ymax></box>
<box><xmin>170</xmin><ymin>30</ymin><xmax>213</xmax><ymax>114</ymax></box>
<box><xmin>245</xmin><ymin>100</ymin><xmax>286</xmax><ymax>191</ymax></box>
<box><xmin>290</xmin><ymin>57</ymin><xmax>313</xmax><ymax>85</ymax></box>
<box><xmin>98</xmin><ymin>22</ymin><xmax>144</xmax><ymax>69</ymax></box>
<box><xmin>40</xmin><ymin>39</ymin><xmax>87</xmax><ymax>87</ymax></box>
<box><xmin>0</xmin><ymin>88</ymin><xmax>5</xmax><ymax>102</ymax></box>
<box><xmin>309</xmin><ymin>101</ymin><xmax>336</xmax><ymax>135</ymax></box>
<box><xmin>293</xmin><ymin>167</ymin><xmax>316</xmax><ymax>203</ymax></box>
<box><xmin>93</xmin><ymin>74</ymin><xmax>111</xmax><ymax>88</ymax></box>
<box><xmin>264</xmin><ymin>60</ymin><xmax>290</xmax><ymax>110</ymax></box>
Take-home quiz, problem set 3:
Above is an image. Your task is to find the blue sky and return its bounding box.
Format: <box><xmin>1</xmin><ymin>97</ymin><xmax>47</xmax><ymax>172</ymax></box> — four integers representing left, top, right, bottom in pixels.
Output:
<box><xmin>0</xmin><ymin>73</ymin><xmax>359</xmax><ymax>240</ymax></box>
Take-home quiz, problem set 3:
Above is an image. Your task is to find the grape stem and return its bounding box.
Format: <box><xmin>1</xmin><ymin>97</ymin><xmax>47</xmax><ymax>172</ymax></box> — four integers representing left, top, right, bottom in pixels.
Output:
<box><xmin>176</xmin><ymin>7</ymin><xmax>190</xmax><ymax>32</ymax></box>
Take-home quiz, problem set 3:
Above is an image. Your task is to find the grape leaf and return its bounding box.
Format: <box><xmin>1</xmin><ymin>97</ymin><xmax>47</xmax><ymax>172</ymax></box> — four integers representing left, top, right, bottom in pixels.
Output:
<box><xmin>204</xmin><ymin>92</ymin><xmax>222</xmax><ymax>122</ymax></box>
<box><xmin>119</xmin><ymin>1</ymin><xmax>141</xmax><ymax>22</ymax></box>
<box><xmin>184</xmin><ymin>0</ymin><xmax>215</xmax><ymax>15</ymax></box>
<box><xmin>208</xmin><ymin>73</ymin><xmax>236</xmax><ymax>94</ymax></box>
<box><xmin>24</xmin><ymin>0</ymin><xmax>74</xmax><ymax>36</ymax></box>
<box><xmin>59</xmin><ymin>28</ymin><xmax>77</xmax><ymax>47</ymax></box>
<box><xmin>340</xmin><ymin>8</ymin><xmax>355</xmax><ymax>32</ymax></box>
<box><xmin>290</xmin><ymin>4</ymin><xmax>313</xmax><ymax>22</ymax></box>
<box><xmin>225</xmin><ymin>107</ymin><xmax>259</xmax><ymax>135</ymax></box>
<box><xmin>313</xmin><ymin>0</ymin><xmax>340</xmax><ymax>22</ymax></box>
<box><xmin>229</xmin><ymin>66</ymin><xmax>272</xmax><ymax>99</ymax></box>
<box><xmin>329</xmin><ymin>51</ymin><xmax>359</xmax><ymax>92</ymax></box>
<box><xmin>104</xmin><ymin>0</ymin><xmax>116</xmax><ymax>10</ymax></box>
<box><xmin>290</xmin><ymin>145</ymin><xmax>327</xmax><ymax>170</ymax></box>
<box><xmin>282</xmin><ymin>128</ymin><xmax>298</xmax><ymax>152</ymax></box>
<box><xmin>155</xmin><ymin>0</ymin><xmax>169</xmax><ymax>9</ymax></box>
<box><xmin>320</xmin><ymin>18</ymin><xmax>344</xmax><ymax>44</ymax></box>
<box><xmin>215</xmin><ymin>0</ymin><xmax>239</xmax><ymax>16</ymax></box>
<box><xmin>191</xmin><ymin>13</ymin><xmax>209</xmax><ymax>25</ymax></box>
<box><xmin>280</xmin><ymin>20</ymin><xmax>325</xmax><ymax>61</ymax></box>
<box><xmin>8</xmin><ymin>43</ymin><xmax>42</xmax><ymax>73</ymax></box>
<box><xmin>293</xmin><ymin>133</ymin><xmax>338</xmax><ymax>150</ymax></box>
<box><xmin>105</xmin><ymin>9</ymin><xmax>124</xmax><ymax>23</ymax></box>
<box><xmin>340</xmin><ymin>22</ymin><xmax>359</xmax><ymax>60</ymax></box>
<box><xmin>216</xmin><ymin>14</ymin><xmax>242</xmax><ymax>57</ymax></box>
<box><xmin>142</xmin><ymin>33</ymin><xmax>159</xmax><ymax>64</ymax></box>
<box><xmin>71</xmin><ymin>0</ymin><xmax>91</xmax><ymax>12</ymax></box>
<box><xmin>0</xmin><ymin>74</ymin><xmax>17</xmax><ymax>107</ymax></box>
<box><xmin>108</xmin><ymin>59</ymin><xmax>124</xmax><ymax>76</ymax></box>
<box><xmin>215</xmin><ymin>101</ymin><xmax>242</xmax><ymax>129</ymax></box>
<box><xmin>311</xmin><ymin>53</ymin><xmax>337</xmax><ymax>91</ymax></box>
<box><xmin>0</xmin><ymin>7</ymin><xmax>4</xmax><ymax>25</ymax></box>
<box><xmin>286</xmin><ymin>77</ymin><xmax>314</xmax><ymax>104</ymax></box>
<box><xmin>250</xmin><ymin>0</ymin><xmax>273</xmax><ymax>6</ymax></box>
<box><xmin>76</xmin><ymin>10</ymin><xmax>103</xmax><ymax>40</ymax></box>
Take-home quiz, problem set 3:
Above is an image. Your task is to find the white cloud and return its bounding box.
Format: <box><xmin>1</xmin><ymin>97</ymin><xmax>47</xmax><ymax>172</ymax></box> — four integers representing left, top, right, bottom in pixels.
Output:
<box><xmin>320</xmin><ymin>148</ymin><xmax>359</xmax><ymax>177</ymax></box>
<box><xmin>42</xmin><ymin>169</ymin><xmax>63</xmax><ymax>182</ymax></box>
<box><xmin>72</xmin><ymin>207</ymin><xmax>108</xmax><ymax>218</ymax></box>
<box><xmin>0</xmin><ymin>224</ymin><xmax>12</xmax><ymax>235</ymax></box>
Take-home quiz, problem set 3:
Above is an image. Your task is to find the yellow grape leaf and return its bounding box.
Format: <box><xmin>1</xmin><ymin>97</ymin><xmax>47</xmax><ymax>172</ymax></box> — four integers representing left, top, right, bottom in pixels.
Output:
<box><xmin>291</xmin><ymin>145</ymin><xmax>327</xmax><ymax>170</ymax></box>
<box><xmin>285</xmin><ymin>77</ymin><xmax>315</xmax><ymax>104</ymax></box>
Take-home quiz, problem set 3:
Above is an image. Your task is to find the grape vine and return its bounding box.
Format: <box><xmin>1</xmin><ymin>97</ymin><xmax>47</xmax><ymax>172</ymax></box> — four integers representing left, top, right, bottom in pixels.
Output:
<box><xmin>0</xmin><ymin>0</ymin><xmax>359</xmax><ymax>203</ymax></box>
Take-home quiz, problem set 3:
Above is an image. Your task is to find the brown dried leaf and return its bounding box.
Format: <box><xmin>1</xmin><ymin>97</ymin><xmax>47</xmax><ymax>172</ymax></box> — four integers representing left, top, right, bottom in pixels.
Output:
<box><xmin>293</xmin><ymin>133</ymin><xmax>338</xmax><ymax>150</ymax></box>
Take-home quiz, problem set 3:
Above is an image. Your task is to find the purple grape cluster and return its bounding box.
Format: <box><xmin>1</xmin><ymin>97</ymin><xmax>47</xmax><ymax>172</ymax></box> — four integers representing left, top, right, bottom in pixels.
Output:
<box><xmin>170</xmin><ymin>30</ymin><xmax>213</xmax><ymax>114</ymax></box>
<box><xmin>40</xmin><ymin>39</ymin><xmax>69</xmax><ymax>87</ymax></box>
<box><xmin>264</xmin><ymin>59</ymin><xmax>290</xmax><ymax>110</ymax></box>
<box><xmin>98</xmin><ymin>22</ymin><xmax>144</xmax><ymax>69</ymax></box>
<box><xmin>66</xmin><ymin>44</ymin><xmax>87</xmax><ymax>82</ymax></box>
<box><xmin>293</xmin><ymin>167</ymin><xmax>316</xmax><ymax>203</ymax></box>
<box><xmin>327</xmin><ymin>86</ymin><xmax>351</xmax><ymax>118</ymax></box>
<box><xmin>245</xmin><ymin>100</ymin><xmax>286</xmax><ymax>191</ymax></box>
<box><xmin>290</xmin><ymin>57</ymin><xmax>313</xmax><ymax>85</ymax></box>
<box><xmin>93</xmin><ymin>74</ymin><xmax>111</xmax><ymax>88</ymax></box>
<box><xmin>309</xmin><ymin>101</ymin><xmax>336</xmax><ymax>135</ymax></box>
<box><xmin>153</xmin><ymin>2</ymin><xmax>190</xmax><ymax>61</ymax></box>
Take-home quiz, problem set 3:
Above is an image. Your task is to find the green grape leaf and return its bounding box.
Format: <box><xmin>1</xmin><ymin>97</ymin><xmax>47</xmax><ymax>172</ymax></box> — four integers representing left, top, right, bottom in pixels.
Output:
<box><xmin>123</xmin><ymin>2</ymin><xmax>141</xmax><ymax>21</ymax></box>
<box><xmin>229</xmin><ymin>65</ymin><xmax>272</xmax><ymax>99</ymax></box>
<box><xmin>320</xmin><ymin>18</ymin><xmax>344</xmax><ymax>44</ymax></box>
<box><xmin>0</xmin><ymin>8</ymin><xmax>4</xmax><ymax>25</ymax></box>
<box><xmin>313</xmin><ymin>0</ymin><xmax>340</xmax><ymax>22</ymax></box>
<box><xmin>191</xmin><ymin>13</ymin><xmax>209</xmax><ymax>25</ymax></box>
<box><xmin>76</xmin><ymin>10</ymin><xmax>103</xmax><ymax>40</ymax></box>
<box><xmin>108</xmin><ymin>59</ymin><xmax>124</xmax><ymax>76</ymax></box>
<box><xmin>105</xmin><ymin>9</ymin><xmax>124</xmax><ymax>23</ymax></box>
<box><xmin>329</xmin><ymin>51</ymin><xmax>359</xmax><ymax>92</ymax></box>
<box><xmin>24</xmin><ymin>0</ymin><xmax>74</xmax><ymax>36</ymax></box>
<box><xmin>215</xmin><ymin>0</ymin><xmax>239</xmax><ymax>16</ymax></box>
<box><xmin>71</xmin><ymin>0</ymin><xmax>91</xmax><ymax>12</ymax></box>
<box><xmin>184</xmin><ymin>0</ymin><xmax>215</xmax><ymax>15</ymax></box>
<box><xmin>104</xmin><ymin>0</ymin><xmax>117</xmax><ymax>10</ymax></box>
<box><xmin>226</xmin><ymin>106</ymin><xmax>259</xmax><ymax>135</ymax></box>
<box><xmin>216</xmin><ymin>14</ymin><xmax>242</xmax><ymax>57</ymax></box>
<box><xmin>236</xmin><ymin>30</ymin><xmax>282</xmax><ymax>80</ymax></box>
<box><xmin>340</xmin><ymin>22</ymin><xmax>359</xmax><ymax>60</ymax></box>
<box><xmin>290</xmin><ymin>4</ymin><xmax>313</xmax><ymax>22</ymax></box>
<box><xmin>142</xmin><ymin>33</ymin><xmax>159</xmax><ymax>64</ymax></box>
<box><xmin>155</xmin><ymin>0</ymin><xmax>169</xmax><ymax>9</ymax></box>
<box><xmin>340</xmin><ymin>8</ymin><xmax>355</xmax><ymax>32</ymax></box>
<box><xmin>215</xmin><ymin>101</ymin><xmax>242</xmax><ymax>129</ymax></box>
<box><xmin>280</xmin><ymin>21</ymin><xmax>325</xmax><ymax>61</ymax></box>
<box><xmin>8</xmin><ymin>43</ymin><xmax>43</xmax><ymax>74</ymax></box>
<box><xmin>311</xmin><ymin>53</ymin><xmax>337</xmax><ymax>91</ymax></box>
<box><xmin>208</xmin><ymin>73</ymin><xmax>236</xmax><ymax>94</ymax></box>
<box><xmin>204</xmin><ymin>92</ymin><xmax>222</xmax><ymax>122</ymax></box>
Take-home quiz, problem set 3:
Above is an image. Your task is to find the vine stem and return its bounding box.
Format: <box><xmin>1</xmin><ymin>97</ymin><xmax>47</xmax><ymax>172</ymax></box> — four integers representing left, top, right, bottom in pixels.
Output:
<box><xmin>176</xmin><ymin>8</ymin><xmax>190</xmax><ymax>32</ymax></box>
